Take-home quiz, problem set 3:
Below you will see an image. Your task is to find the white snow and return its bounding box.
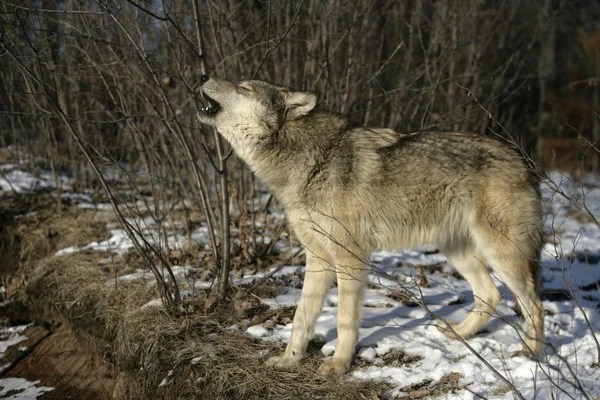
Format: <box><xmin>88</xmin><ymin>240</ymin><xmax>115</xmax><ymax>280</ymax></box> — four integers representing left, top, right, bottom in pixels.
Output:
<box><xmin>0</xmin><ymin>167</ymin><xmax>70</xmax><ymax>194</ymax></box>
<box><xmin>12</xmin><ymin>212</ymin><xmax>38</xmax><ymax>220</ymax></box>
<box><xmin>0</xmin><ymin>378</ymin><xmax>54</xmax><ymax>399</ymax></box>
<box><xmin>246</xmin><ymin>256</ymin><xmax>600</xmax><ymax>398</ymax></box>
<box><xmin>56</xmin><ymin>229</ymin><xmax>134</xmax><ymax>256</ymax></box>
<box><xmin>158</xmin><ymin>369</ymin><xmax>174</xmax><ymax>387</ymax></box>
<box><xmin>54</xmin><ymin>223</ymin><xmax>211</xmax><ymax>258</ymax></box>
<box><xmin>0</xmin><ymin>325</ymin><xmax>30</xmax><ymax>359</ymax></box>
<box><xmin>247</xmin><ymin>325</ymin><xmax>271</xmax><ymax>338</ymax></box>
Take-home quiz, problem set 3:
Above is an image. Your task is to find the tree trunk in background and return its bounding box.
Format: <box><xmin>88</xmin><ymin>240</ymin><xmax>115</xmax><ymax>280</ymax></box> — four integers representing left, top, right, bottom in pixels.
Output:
<box><xmin>537</xmin><ymin>0</ymin><xmax>556</xmax><ymax>163</ymax></box>
<box><xmin>593</xmin><ymin>55</ymin><xmax>600</xmax><ymax>174</ymax></box>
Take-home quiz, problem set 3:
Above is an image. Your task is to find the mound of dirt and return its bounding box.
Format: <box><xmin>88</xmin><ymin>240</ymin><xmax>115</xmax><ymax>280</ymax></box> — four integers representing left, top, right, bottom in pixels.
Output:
<box><xmin>3</xmin><ymin>324</ymin><xmax>115</xmax><ymax>400</ymax></box>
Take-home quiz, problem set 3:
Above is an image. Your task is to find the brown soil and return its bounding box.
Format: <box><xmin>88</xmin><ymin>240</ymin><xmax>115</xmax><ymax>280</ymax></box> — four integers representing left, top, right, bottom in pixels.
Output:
<box><xmin>3</xmin><ymin>324</ymin><xmax>115</xmax><ymax>400</ymax></box>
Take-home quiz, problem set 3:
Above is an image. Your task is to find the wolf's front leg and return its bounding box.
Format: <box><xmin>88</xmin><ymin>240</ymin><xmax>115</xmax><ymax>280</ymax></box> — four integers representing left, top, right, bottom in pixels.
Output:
<box><xmin>267</xmin><ymin>248</ymin><xmax>335</xmax><ymax>368</ymax></box>
<box><xmin>317</xmin><ymin>256</ymin><xmax>366</xmax><ymax>375</ymax></box>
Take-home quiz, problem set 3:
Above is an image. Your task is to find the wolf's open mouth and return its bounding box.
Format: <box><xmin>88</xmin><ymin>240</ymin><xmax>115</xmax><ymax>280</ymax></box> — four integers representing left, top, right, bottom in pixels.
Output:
<box><xmin>200</xmin><ymin>93</ymin><xmax>221</xmax><ymax>114</ymax></box>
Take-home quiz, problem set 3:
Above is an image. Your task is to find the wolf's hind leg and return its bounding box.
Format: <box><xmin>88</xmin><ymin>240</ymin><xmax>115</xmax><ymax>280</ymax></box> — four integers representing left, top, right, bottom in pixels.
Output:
<box><xmin>438</xmin><ymin>250</ymin><xmax>501</xmax><ymax>339</ymax></box>
<box><xmin>471</xmin><ymin>180</ymin><xmax>544</xmax><ymax>357</ymax></box>
<box><xmin>473</xmin><ymin>217</ymin><xmax>544</xmax><ymax>357</ymax></box>
<box><xmin>266</xmin><ymin>247</ymin><xmax>335</xmax><ymax>368</ymax></box>
<box><xmin>483</xmin><ymin>252</ymin><xmax>543</xmax><ymax>357</ymax></box>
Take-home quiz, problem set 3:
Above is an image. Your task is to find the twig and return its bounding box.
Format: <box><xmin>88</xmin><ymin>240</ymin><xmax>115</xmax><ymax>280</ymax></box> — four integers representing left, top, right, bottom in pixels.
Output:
<box><xmin>248</xmin><ymin>248</ymin><xmax>304</xmax><ymax>292</ymax></box>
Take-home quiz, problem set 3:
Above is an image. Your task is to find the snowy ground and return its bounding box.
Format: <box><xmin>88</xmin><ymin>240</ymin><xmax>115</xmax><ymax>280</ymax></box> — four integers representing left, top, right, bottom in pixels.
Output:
<box><xmin>0</xmin><ymin>164</ymin><xmax>70</xmax><ymax>194</ymax></box>
<box><xmin>2</xmin><ymin>163</ymin><xmax>600</xmax><ymax>399</ymax></box>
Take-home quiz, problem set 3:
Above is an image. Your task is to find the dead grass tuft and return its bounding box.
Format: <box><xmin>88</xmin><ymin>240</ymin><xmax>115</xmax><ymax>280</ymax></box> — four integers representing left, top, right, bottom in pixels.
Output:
<box><xmin>0</xmin><ymin>194</ymin><xmax>107</xmax><ymax>280</ymax></box>
<box><xmin>26</xmin><ymin>252</ymin><xmax>156</xmax><ymax>339</ymax></box>
<box><xmin>115</xmin><ymin>303</ymin><xmax>388</xmax><ymax>400</ymax></box>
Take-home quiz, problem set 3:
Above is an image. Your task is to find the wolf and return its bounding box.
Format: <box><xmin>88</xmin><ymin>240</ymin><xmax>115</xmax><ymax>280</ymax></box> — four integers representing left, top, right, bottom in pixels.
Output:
<box><xmin>197</xmin><ymin>75</ymin><xmax>544</xmax><ymax>375</ymax></box>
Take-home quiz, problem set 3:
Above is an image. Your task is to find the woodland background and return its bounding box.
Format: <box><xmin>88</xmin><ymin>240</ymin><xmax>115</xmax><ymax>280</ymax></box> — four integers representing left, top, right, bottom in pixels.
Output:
<box><xmin>1</xmin><ymin>0</ymin><xmax>600</xmax><ymax>170</ymax></box>
<box><xmin>1</xmin><ymin>2</ymin><xmax>600</xmax><ymax>398</ymax></box>
<box><xmin>2</xmin><ymin>0</ymin><xmax>600</xmax><ymax>298</ymax></box>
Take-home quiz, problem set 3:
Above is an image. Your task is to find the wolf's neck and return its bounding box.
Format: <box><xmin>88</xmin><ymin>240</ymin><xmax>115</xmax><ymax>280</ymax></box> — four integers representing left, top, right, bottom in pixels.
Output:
<box><xmin>223</xmin><ymin>112</ymin><xmax>351</xmax><ymax>204</ymax></box>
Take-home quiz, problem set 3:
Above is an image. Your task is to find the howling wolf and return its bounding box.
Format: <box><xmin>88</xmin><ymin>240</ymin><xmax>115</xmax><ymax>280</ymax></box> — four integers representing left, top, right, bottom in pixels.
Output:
<box><xmin>197</xmin><ymin>75</ymin><xmax>544</xmax><ymax>375</ymax></box>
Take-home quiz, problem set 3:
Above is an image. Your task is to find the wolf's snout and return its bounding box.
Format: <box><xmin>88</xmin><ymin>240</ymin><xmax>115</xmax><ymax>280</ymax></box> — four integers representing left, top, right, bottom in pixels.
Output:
<box><xmin>200</xmin><ymin>75</ymin><xmax>210</xmax><ymax>84</ymax></box>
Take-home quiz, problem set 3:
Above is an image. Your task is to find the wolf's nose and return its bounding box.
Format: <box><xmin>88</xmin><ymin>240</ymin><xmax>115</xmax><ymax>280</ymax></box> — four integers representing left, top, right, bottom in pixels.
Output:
<box><xmin>200</xmin><ymin>75</ymin><xmax>210</xmax><ymax>84</ymax></box>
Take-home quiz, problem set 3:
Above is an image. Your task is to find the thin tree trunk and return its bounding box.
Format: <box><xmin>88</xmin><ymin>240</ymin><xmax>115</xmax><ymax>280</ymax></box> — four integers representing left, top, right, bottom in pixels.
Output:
<box><xmin>193</xmin><ymin>0</ymin><xmax>232</xmax><ymax>296</ymax></box>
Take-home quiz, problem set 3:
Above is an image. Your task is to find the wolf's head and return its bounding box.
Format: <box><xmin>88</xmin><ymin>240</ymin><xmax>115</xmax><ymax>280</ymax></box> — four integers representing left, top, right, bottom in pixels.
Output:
<box><xmin>197</xmin><ymin>76</ymin><xmax>317</xmax><ymax>150</ymax></box>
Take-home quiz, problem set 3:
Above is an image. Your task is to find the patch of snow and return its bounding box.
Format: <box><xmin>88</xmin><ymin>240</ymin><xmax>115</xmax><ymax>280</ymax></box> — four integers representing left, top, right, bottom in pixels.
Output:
<box><xmin>0</xmin><ymin>325</ymin><xmax>30</xmax><ymax>359</ymax></box>
<box><xmin>56</xmin><ymin>229</ymin><xmax>134</xmax><ymax>256</ymax></box>
<box><xmin>12</xmin><ymin>212</ymin><xmax>38</xmax><ymax>220</ymax></box>
<box><xmin>77</xmin><ymin>202</ymin><xmax>113</xmax><ymax>211</ymax></box>
<box><xmin>271</xmin><ymin>266</ymin><xmax>304</xmax><ymax>277</ymax></box>
<box><xmin>371</xmin><ymin>249</ymin><xmax>447</xmax><ymax>267</ymax></box>
<box><xmin>0</xmin><ymin>169</ymin><xmax>70</xmax><ymax>194</ymax></box>
<box><xmin>141</xmin><ymin>299</ymin><xmax>163</xmax><ymax>309</ymax></box>
<box><xmin>247</xmin><ymin>325</ymin><xmax>271</xmax><ymax>338</ymax></box>
<box><xmin>54</xmin><ymin>223</ymin><xmax>211</xmax><ymax>258</ymax></box>
<box><xmin>357</xmin><ymin>347</ymin><xmax>377</xmax><ymax>363</ymax></box>
<box><xmin>0</xmin><ymin>378</ymin><xmax>53</xmax><ymax>399</ymax></box>
<box><xmin>109</xmin><ymin>266</ymin><xmax>199</xmax><ymax>288</ymax></box>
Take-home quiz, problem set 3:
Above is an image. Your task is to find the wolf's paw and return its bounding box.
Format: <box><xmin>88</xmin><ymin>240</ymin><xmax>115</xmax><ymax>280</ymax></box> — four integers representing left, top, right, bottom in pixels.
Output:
<box><xmin>511</xmin><ymin>348</ymin><xmax>538</xmax><ymax>360</ymax></box>
<box><xmin>266</xmin><ymin>354</ymin><xmax>300</xmax><ymax>369</ymax></box>
<box><xmin>436</xmin><ymin>321</ymin><xmax>463</xmax><ymax>340</ymax></box>
<box><xmin>317</xmin><ymin>358</ymin><xmax>350</xmax><ymax>376</ymax></box>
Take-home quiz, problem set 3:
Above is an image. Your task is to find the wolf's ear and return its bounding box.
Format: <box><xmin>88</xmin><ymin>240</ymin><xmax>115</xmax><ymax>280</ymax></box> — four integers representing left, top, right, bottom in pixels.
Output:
<box><xmin>283</xmin><ymin>91</ymin><xmax>317</xmax><ymax>119</ymax></box>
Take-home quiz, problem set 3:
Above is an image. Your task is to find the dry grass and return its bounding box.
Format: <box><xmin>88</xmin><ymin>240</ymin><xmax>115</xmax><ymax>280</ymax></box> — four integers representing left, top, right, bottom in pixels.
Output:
<box><xmin>114</xmin><ymin>303</ymin><xmax>387</xmax><ymax>400</ymax></box>
<box><xmin>26</xmin><ymin>252</ymin><xmax>156</xmax><ymax>339</ymax></box>
<box><xmin>16</xmin><ymin>211</ymin><xmax>107</xmax><ymax>262</ymax></box>
<box><xmin>0</xmin><ymin>194</ymin><xmax>107</xmax><ymax>281</ymax></box>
